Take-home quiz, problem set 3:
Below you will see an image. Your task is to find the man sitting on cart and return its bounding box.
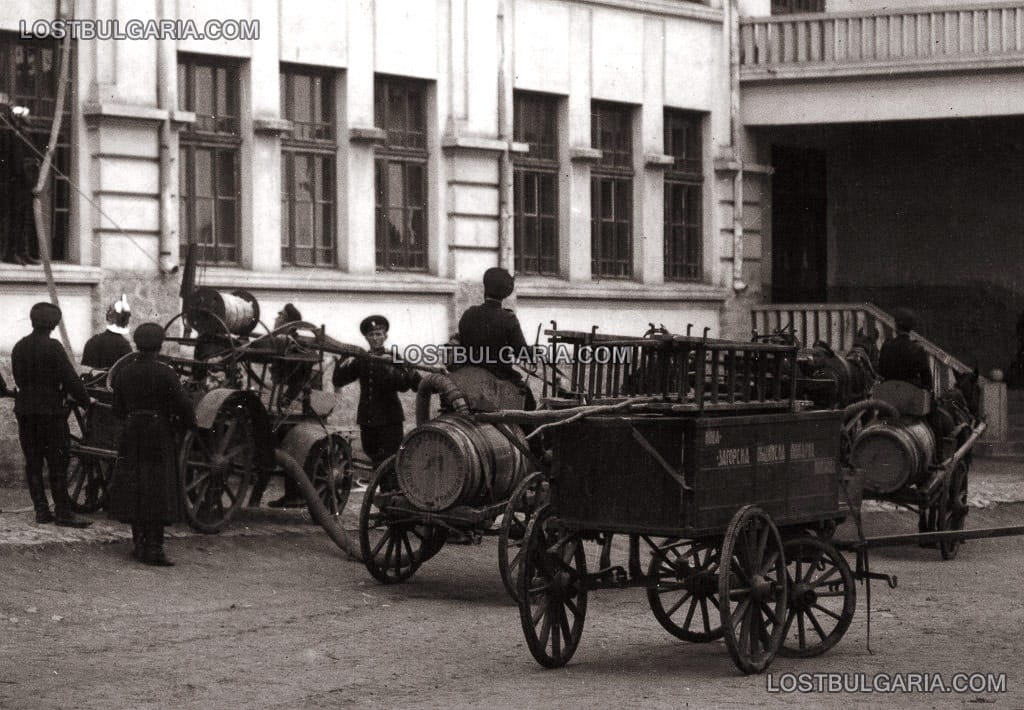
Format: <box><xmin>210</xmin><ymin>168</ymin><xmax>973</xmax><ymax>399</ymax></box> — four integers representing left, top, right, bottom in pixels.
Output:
<box><xmin>878</xmin><ymin>308</ymin><xmax>933</xmax><ymax>392</ymax></box>
<box><xmin>456</xmin><ymin>267</ymin><xmax>536</xmax><ymax>411</ymax></box>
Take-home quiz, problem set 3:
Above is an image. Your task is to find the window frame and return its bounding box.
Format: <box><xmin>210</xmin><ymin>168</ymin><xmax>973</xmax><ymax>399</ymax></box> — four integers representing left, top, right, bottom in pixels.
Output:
<box><xmin>177</xmin><ymin>53</ymin><xmax>242</xmax><ymax>265</ymax></box>
<box><xmin>590</xmin><ymin>101</ymin><xmax>634</xmax><ymax>280</ymax></box>
<box><xmin>663</xmin><ymin>109</ymin><xmax>704</xmax><ymax>282</ymax></box>
<box><xmin>0</xmin><ymin>32</ymin><xmax>72</xmax><ymax>261</ymax></box>
<box><xmin>374</xmin><ymin>75</ymin><xmax>429</xmax><ymax>273</ymax></box>
<box><xmin>280</xmin><ymin>65</ymin><xmax>337</xmax><ymax>267</ymax></box>
<box><xmin>512</xmin><ymin>91</ymin><xmax>560</xmax><ymax>276</ymax></box>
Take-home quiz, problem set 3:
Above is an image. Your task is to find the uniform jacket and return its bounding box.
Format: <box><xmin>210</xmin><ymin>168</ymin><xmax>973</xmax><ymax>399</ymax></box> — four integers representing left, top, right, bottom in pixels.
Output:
<box><xmin>457</xmin><ymin>299</ymin><xmax>529</xmax><ymax>382</ymax></box>
<box><xmin>82</xmin><ymin>329</ymin><xmax>132</xmax><ymax>370</ymax></box>
<box><xmin>878</xmin><ymin>334</ymin><xmax>933</xmax><ymax>390</ymax></box>
<box><xmin>11</xmin><ymin>331</ymin><xmax>89</xmax><ymax>416</ymax></box>
<box><xmin>333</xmin><ymin>350</ymin><xmax>419</xmax><ymax>427</ymax></box>
<box><xmin>107</xmin><ymin>353</ymin><xmax>196</xmax><ymax>523</ymax></box>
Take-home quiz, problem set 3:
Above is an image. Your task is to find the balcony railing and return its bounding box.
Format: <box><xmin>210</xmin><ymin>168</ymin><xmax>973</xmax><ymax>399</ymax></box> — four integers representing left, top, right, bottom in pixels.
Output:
<box><xmin>741</xmin><ymin>3</ymin><xmax>1024</xmax><ymax>79</ymax></box>
<box><xmin>750</xmin><ymin>302</ymin><xmax>973</xmax><ymax>396</ymax></box>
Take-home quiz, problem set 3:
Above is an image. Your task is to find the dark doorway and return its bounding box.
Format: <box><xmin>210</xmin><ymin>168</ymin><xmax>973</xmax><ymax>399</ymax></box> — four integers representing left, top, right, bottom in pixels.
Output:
<box><xmin>771</xmin><ymin>145</ymin><xmax>827</xmax><ymax>303</ymax></box>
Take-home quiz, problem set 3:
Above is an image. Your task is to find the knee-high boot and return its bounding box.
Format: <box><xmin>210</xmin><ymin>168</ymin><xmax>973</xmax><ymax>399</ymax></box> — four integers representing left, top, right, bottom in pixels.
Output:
<box><xmin>130</xmin><ymin>524</ymin><xmax>145</xmax><ymax>560</ymax></box>
<box><xmin>144</xmin><ymin>523</ymin><xmax>173</xmax><ymax>566</ymax></box>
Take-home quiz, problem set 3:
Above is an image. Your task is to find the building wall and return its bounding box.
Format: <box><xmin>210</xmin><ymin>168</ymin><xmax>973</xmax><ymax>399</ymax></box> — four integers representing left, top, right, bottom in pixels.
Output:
<box><xmin>0</xmin><ymin>0</ymin><xmax>737</xmax><ymax>478</ymax></box>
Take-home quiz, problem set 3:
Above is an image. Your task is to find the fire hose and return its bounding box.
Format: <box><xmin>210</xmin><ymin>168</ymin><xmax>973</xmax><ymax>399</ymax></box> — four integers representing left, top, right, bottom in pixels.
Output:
<box><xmin>275</xmin><ymin>448</ymin><xmax>361</xmax><ymax>560</ymax></box>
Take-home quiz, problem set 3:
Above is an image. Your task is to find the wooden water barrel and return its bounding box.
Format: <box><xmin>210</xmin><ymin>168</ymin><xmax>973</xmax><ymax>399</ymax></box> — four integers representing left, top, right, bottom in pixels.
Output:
<box><xmin>395</xmin><ymin>414</ymin><xmax>527</xmax><ymax>511</ymax></box>
<box><xmin>851</xmin><ymin>420</ymin><xmax>936</xmax><ymax>495</ymax></box>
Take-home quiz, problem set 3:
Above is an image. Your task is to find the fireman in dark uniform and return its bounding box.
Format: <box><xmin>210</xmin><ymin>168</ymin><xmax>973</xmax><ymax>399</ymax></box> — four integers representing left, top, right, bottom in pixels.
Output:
<box><xmin>82</xmin><ymin>295</ymin><xmax>133</xmax><ymax>370</ymax></box>
<box><xmin>108</xmin><ymin>323</ymin><xmax>196</xmax><ymax>566</ymax></box>
<box><xmin>457</xmin><ymin>267</ymin><xmax>536</xmax><ymax>410</ymax></box>
<box><xmin>878</xmin><ymin>308</ymin><xmax>933</xmax><ymax>390</ymax></box>
<box><xmin>0</xmin><ymin>97</ymin><xmax>39</xmax><ymax>266</ymax></box>
<box><xmin>11</xmin><ymin>302</ymin><xmax>92</xmax><ymax>526</ymax></box>
<box><xmin>333</xmin><ymin>315</ymin><xmax>420</xmax><ymax>482</ymax></box>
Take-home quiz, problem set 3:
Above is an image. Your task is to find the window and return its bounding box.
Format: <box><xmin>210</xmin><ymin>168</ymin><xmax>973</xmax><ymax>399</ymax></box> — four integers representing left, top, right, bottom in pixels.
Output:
<box><xmin>590</xmin><ymin>102</ymin><xmax>633</xmax><ymax>279</ymax></box>
<box><xmin>513</xmin><ymin>92</ymin><xmax>559</xmax><ymax>276</ymax></box>
<box><xmin>178</xmin><ymin>55</ymin><xmax>241</xmax><ymax>264</ymax></box>
<box><xmin>664</xmin><ymin>109</ymin><xmax>703</xmax><ymax>281</ymax></box>
<box><xmin>280</xmin><ymin>66</ymin><xmax>335</xmax><ymax>266</ymax></box>
<box><xmin>374</xmin><ymin>76</ymin><xmax>428</xmax><ymax>271</ymax></box>
<box><xmin>0</xmin><ymin>33</ymin><xmax>71</xmax><ymax>261</ymax></box>
<box><xmin>771</xmin><ymin>0</ymin><xmax>824</xmax><ymax>13</ymax></box>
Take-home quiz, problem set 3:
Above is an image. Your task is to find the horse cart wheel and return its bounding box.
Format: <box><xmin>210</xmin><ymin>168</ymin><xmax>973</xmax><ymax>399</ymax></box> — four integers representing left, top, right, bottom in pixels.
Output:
<box><xmin>940</xmin><ymin>462</ymin><xmax>969</xmax><ymax>561</ymax></box>
<box><xmin>498</xmin><ymin>471</ymin><xmax>548</xmax><ymax>603</ymax></box>
<box><xmin>718</xmin><ymin>505</ymin><xmax>788</xmax><ymax>674</ymax></box>
<box><xmin>306</xmin><ymin>435</ymin><xmax>353</xmax><ymax>522</ymax></box>
<box><xmin>779</xmin><ymin>537</ymin><xmax>855</xmax><ymax>658</ymax></box>
<box><xmin>179</xmin><ymin>405</ymin><xmax>255</xmax><ymax>534</ymax></box>
<box><xmin>358</xmin><ymin>456</ymin><xmax>446</xmax><ymax>584</ymax></box>
<box><xmin>517</xmin><ymin>504</ymin><xmax>588</xmax><ymax>668</ymax></box>
<box><xmin>66</xmin><ymin>406</ymin><xmax>113</xmax><ymax>513</ymax></box>
<box><xmin>646</xmin><ymin>539</ymin><xmax>724</xmax><ymax>643</ymax></box>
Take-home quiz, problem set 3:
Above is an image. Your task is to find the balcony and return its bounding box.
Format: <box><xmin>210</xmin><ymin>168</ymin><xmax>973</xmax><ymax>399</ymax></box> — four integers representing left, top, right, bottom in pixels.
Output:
<box><xmin>741</xmin><ymin>3</ymin><xmax>1024</xmax><ymax>81</ymax></box>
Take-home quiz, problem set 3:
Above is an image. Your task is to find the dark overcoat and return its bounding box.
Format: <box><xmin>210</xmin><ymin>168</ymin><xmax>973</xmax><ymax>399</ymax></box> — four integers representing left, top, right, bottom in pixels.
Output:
<box><xmin>82</xmin><ymin>330</ymin><xmax>132</xmax><ymax>370</ymax></box>
<box><xmin>456</xmin><ymin>299</ymin><xmax>530</xmax><ymax>383</ymax></box>
<box><xmin>332</xmin><ymin>351</ymin><xmax>418</xmax><ymax>427</ymax></box>
<box><xmin>878</xmin><ymin>334</ymin><xmax>933</xmax><ymax>390</ymax></box>
<box><xmin>107</xmin><ymin>353</ymin><xmax>196</xmax><ymax>524</ymax></box>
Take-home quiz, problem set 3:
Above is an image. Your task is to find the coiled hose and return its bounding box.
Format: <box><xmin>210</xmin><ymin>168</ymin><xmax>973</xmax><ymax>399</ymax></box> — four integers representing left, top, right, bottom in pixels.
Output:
<box><xmin>415</xmin><ymin>372</ymin><xmax>471</xmax><ymax>426</ymax></box>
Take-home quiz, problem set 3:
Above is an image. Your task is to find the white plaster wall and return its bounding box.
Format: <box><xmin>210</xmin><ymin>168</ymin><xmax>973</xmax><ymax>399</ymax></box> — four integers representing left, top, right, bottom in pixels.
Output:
<box><xmin>0</xmin><ymin>286</ymin><xmax>93</xmax><ymax>356</ymax></box>
<box><xmin>279</xmin><ymin>1</ymin><xmax>348</xmax><ymax>68</ymax></box>
<box><xmin>591</xmin><ymin>8</ymin><xmax>644</xmax><ymax>104</ymax></box>
<box><xmin>374</xmin><ymin>0</ymin><xmax>438</xmax><ymax>79</ymax></box>
<box><xmin>517</xmin><ymin>298</ymin><xmax>721</xmax><ymax>341</ymax></box>
<box><xmin>665</xmin><ymin>18</ymin><xmax>718</xmax><ymax>111</ymax></box>
<box><xmin>512</xmin><ymin>0</ymin><xmax>570</xmax><ymax>94</ymax></box>
<box><xmin>176</xmin><ymin>0</ymin><xmax>254</xmax><ymax>57</ymax></box>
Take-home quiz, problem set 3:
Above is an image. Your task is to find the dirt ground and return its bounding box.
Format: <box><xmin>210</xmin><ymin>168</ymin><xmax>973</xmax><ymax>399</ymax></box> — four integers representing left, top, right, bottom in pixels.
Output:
<box><xmin>2</xmin><ymin>503</ymin><xmax>1024</xmax><ymax>709</ymax></box>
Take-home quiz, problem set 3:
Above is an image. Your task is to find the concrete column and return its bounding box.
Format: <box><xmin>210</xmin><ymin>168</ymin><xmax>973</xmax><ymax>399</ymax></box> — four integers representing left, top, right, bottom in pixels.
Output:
<box><xmin>246</xmin><ymin>0</ymin><xmax>280</xmax><ymax>273</ymax></box>
<box><xmin>566</xmin><ymin>5</ymin><xmax>592</xmax><ymax>282</ymax></box>
<box><xmin>343</xmin><ymin>0</ymin><xmax>377</xmax><ymax>275</ymax></box>
<box><xmin>637</xmin><ymin>16</ymin><xmax>665</xmax><ymax>285</ymax></box>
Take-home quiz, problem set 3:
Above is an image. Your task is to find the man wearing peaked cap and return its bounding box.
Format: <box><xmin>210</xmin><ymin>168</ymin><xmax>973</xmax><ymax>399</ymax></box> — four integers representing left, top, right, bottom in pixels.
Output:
<box><xmin>335</xmin><ymin>313</ymin><xmax>419</xmax><ymax>483</ymax></box>
<box><xmin>457</xmin><ymin>268</ymin><xmax>534</xmax><ymax>404</ymax></box>
<box><xmin>11</xmin><ymin>302</ymin><xmax>92</xmax><ymax>527</ymax></box>
<box><xmin>82</xmin><ymin>295</ymin><xmax>133</xmax><ymax>370</ymax></box>
<box><xmin>108</xmin><ymin>322</ymin><xmax>195</xmax><ymax>566</ymax></box>
<box><xmin>360</xmin><ymin>314</ymin><xmax>389</xmax><ymax>335</ymax></box>
<box><xmin>878</xmin><ymin>307</ymin><xmax>933</xmax><ymax>391</ymax></box>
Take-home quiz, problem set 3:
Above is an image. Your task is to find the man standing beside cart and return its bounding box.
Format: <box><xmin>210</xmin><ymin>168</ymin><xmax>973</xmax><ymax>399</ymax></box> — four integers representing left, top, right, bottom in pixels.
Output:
<box><xmin>108</xmin><ymin>323</ymin><xmax>196</xmax><ymax>566</ymax></box>
<box><xmin>11</xmin><ymin>303</ymin><xmax>92</xmax><ymax>527</ymax></box>
<box><xmin>333</xmin><ymin>315</ymin><xmax>420</xmax><ymax>485</ymax></box>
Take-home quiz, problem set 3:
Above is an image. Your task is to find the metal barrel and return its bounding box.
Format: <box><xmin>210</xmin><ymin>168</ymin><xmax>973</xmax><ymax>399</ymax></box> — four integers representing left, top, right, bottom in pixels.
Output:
<box><xmin>851</xmin><ymin>419</ymin><xmax>935</xmax><ymax>495</ymax></box>
<box><xmin>185</xmin><ymin>287</ymin><xmax>260</xmax><ymax>337</ymax></box>
<box><xmin>395</xmin><ymin>414</ymin><xmax>527</xmax><ymax>511</ymax></box>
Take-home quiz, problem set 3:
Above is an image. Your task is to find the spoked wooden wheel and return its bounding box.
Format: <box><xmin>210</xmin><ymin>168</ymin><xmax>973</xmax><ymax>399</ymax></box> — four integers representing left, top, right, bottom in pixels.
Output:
<box><xmin>498</xmin><ymin>472</ymin><xmax>548</xmax><ymax>603</ymax></box>
<box><xmin>358</xmin><ymin>457</ymin><xmax>446</xmax><ymax>584</ymax></box>
<box><xmin>306</xmin><ymin>435</ymin><xmax>353</xmax><ymax>522</ymax></box>
<box><xmin>646</xmin><ymin>538</ymin><xmax>724</xmax><ymax>642</ymax></box>
<box><xmin>66</xmin><ymin>453</ymin><xmax>113</xmax><ymax>514</ymax></box>
<box><xmin>940</xmin><ymin>462</ymin><xmax>969</xmax><ymax>561</ymax></box>
<box><xmin>718</xmin><ymin>506</ymin><xmax>788</xmax><ymax>674</ymax></box>
<box><xmin>517</xmin><ymin>504</ymin><xmax>588</xmax><ymax>668</ymax></box>
<box><xmin>779</xmin><ymin>537</ymin><xmax>855</xmax><ymax>658</ymax></box>
<box><xmin>180</xmin><ymin>405</ymin><xmax>255</xmax><ymax>534</ymax></box>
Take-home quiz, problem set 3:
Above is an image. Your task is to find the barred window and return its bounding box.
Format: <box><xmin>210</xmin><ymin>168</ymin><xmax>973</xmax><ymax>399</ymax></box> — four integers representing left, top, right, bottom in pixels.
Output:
<box><xmin>771</xmin><ymin>0</ymin><xmax>824</xmax><ymax>14</ymax></box>
<box><xmin>591</xmin><ymin>101</ymin><xmax>633</xmax><ymax>279</ymax></box>
<box><xmin>664</xmin><ymin>109</ymin><xmax>703</xmax><ymax>281</ymax></box>
<box><xmin>280</xmin><ymin>67</ymin><xmax>336</xmax><ymax>266</ymax></box>
<box><xmin>178</xmin><ymin>55</ymin><xmax>241</xmax><ymax>264</ymax></box>
<box><xmin>375</xmin><ymin>76</ymin><xmax>428</xmax><ymax>271</ymax></box>
<box><xmin>513</xmin><ymin>92</ymin><xmax>559</xmax><ymax>276</ymax></box>
<box><xmin>0</xmin><ymin>33</ymin><xmax>72</xmax><ymax>261</ymax></box>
